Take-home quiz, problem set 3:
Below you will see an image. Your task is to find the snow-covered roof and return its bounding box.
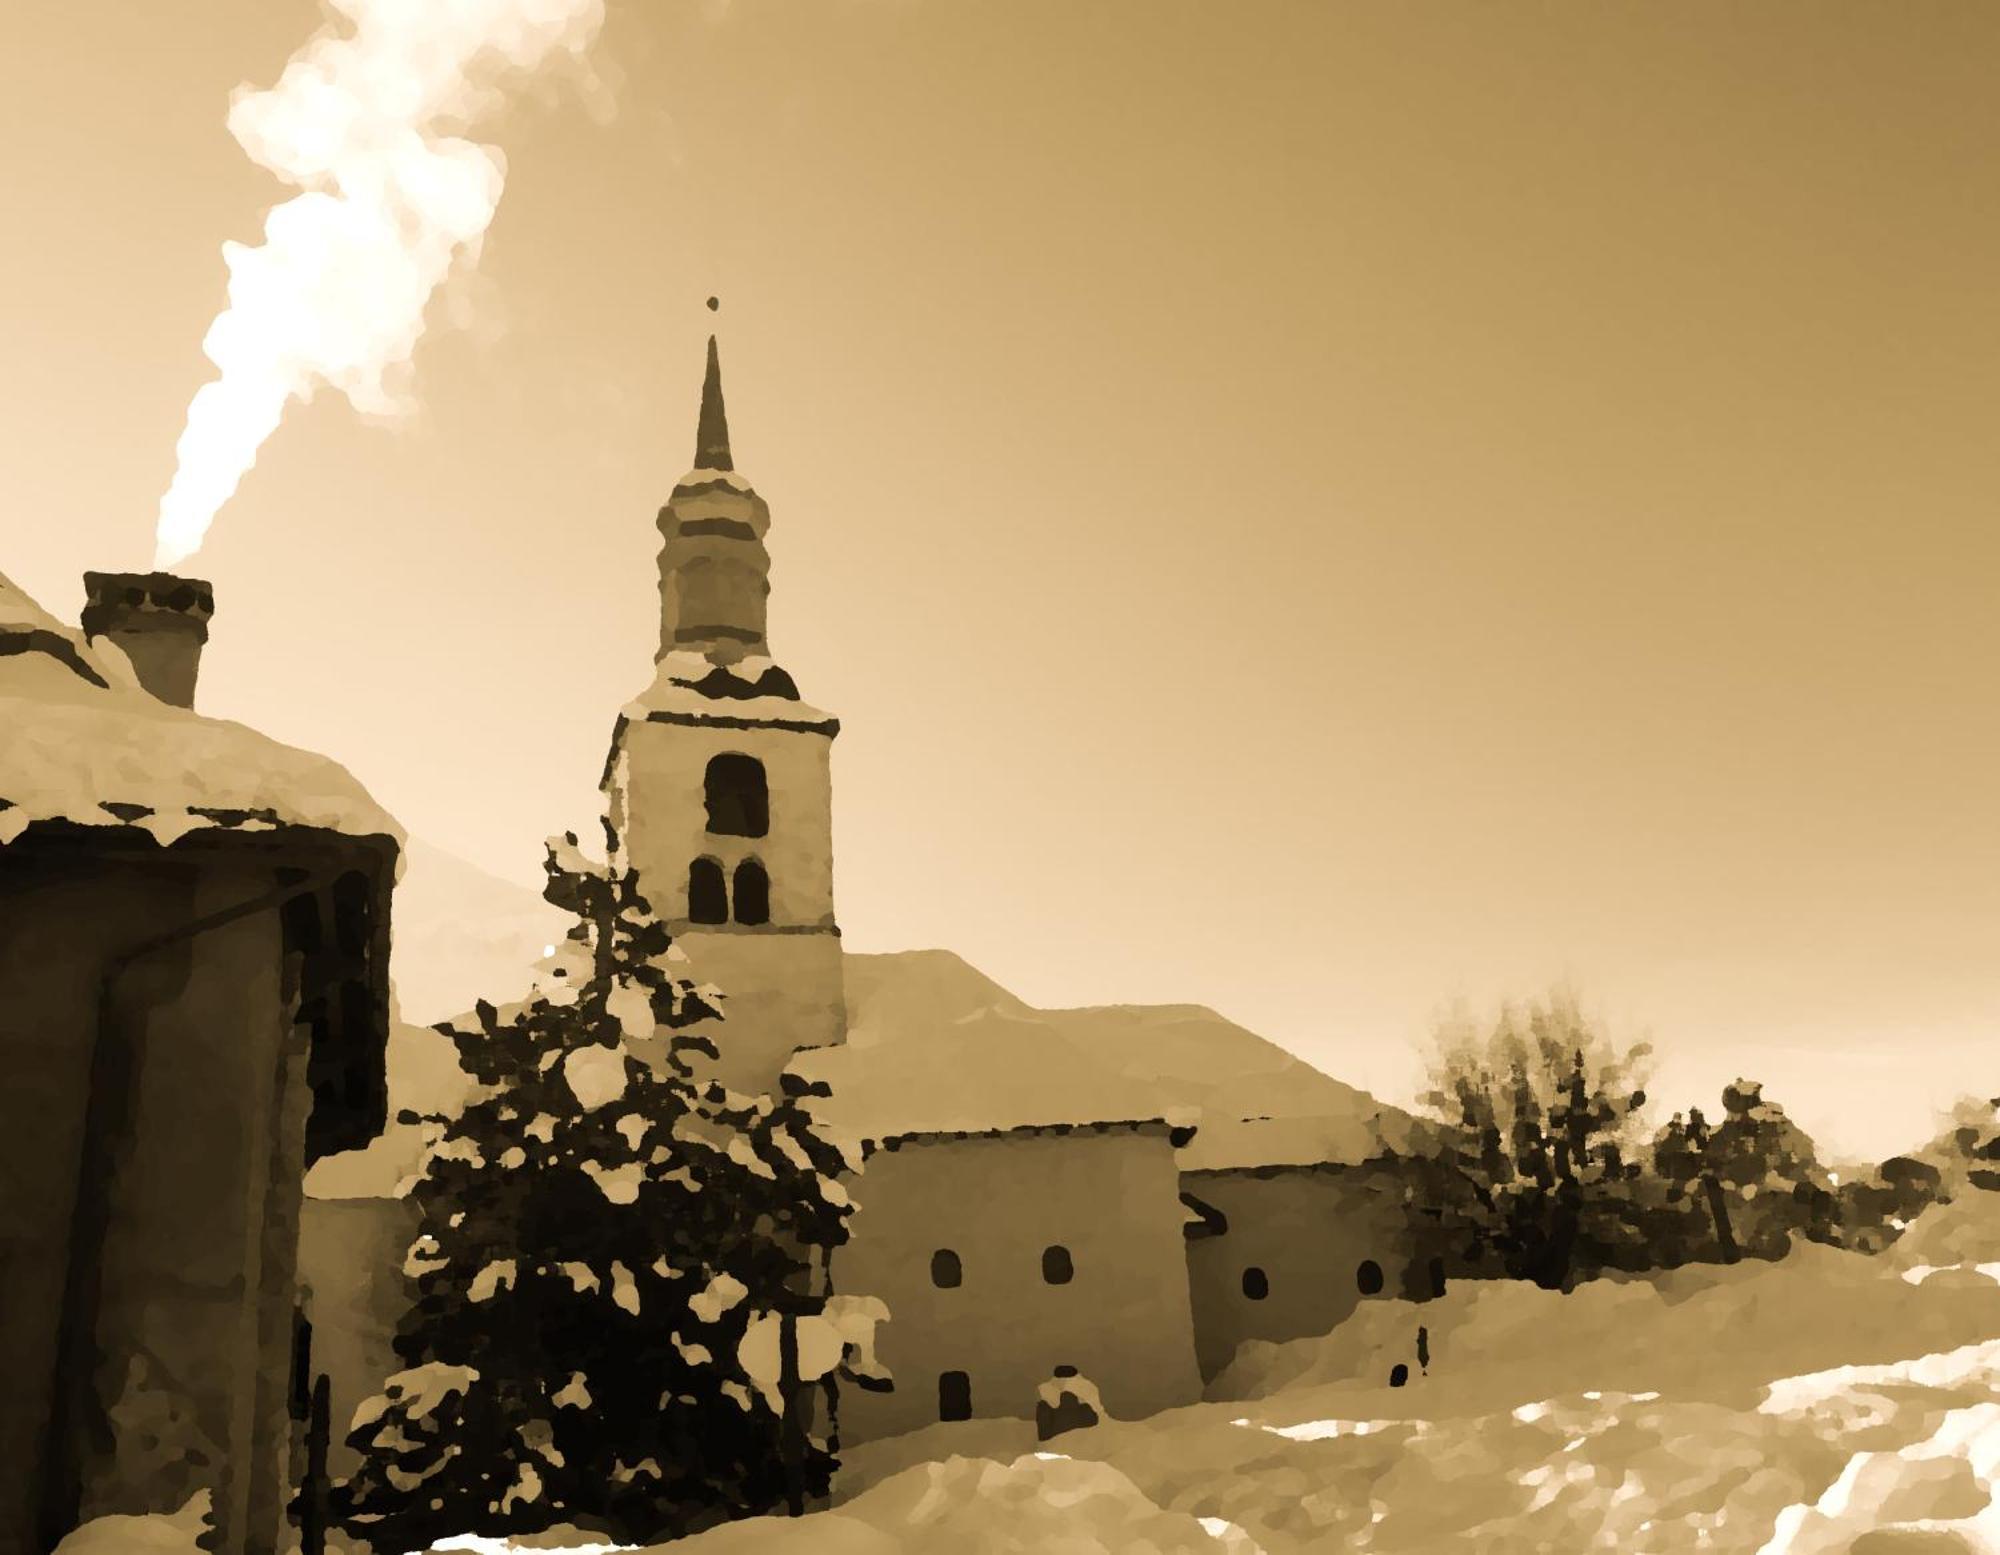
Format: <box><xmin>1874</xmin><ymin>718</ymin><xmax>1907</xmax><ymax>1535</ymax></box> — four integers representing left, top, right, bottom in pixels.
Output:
<box><xmin>792</xmin><ymin>950</ymin><xmax>1408</xmax><ymax>1166</ymax></box>
<box><xmin>0</xmin><ymin>570</ymin><xmax>403</xmax><ymax>851</ymax></box>
<box><xmin>1175</xmin><ymin>1111</ymin><xmax>1416</xmax><ymax>1174</ymax></box>
<box><xmin>674</xmin><ymin>466</ymin><xmax>760</xmax><ymax>498</ymax></box>
<box><xmin>790</xmin><ymin>1005</ymin><xmax>1195</xmax><ymax>1145</ymax></box>
<box><xmin>616</xmin><ymin>649</ymin><xmax>838</xmax><ymax>735</ymax></box>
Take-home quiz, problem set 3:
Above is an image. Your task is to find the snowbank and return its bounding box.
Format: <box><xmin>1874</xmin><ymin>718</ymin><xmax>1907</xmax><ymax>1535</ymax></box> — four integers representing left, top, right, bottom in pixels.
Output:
<box><xmin>362</xmin><ymin>1198</ymin><xmax>2000</xmax><ymax>1553</ymax></box>
<box><xmin>51</xmin><ymin>1492</ymin><xmax>210</xmax><ymax>1553</ymax></box>
<box><xmin>656</xmin><ymin>1453</ymin><xmax>1260</xmax><ymax>1554</ymax></box>
<box><xmin>1892</xmin><ymin>1191</ymin><xmax>2000</xmax><ymax>1272</ymax></box>
<box><xmin>1211</xmin><ymin>1211</ymin><xmax>2000</xmax><ymax>1410</ymax></box>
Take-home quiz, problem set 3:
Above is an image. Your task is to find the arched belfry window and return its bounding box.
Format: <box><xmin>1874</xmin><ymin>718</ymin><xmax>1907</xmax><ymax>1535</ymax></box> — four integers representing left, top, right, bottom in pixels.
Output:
<box><xmin>733</xmin><ymin>859</ymin><xmax>770</xmax><ymax>926</ymax></box>
<box><xmin>705</xmin><ymin>753</ymin><xmax>769</xmax><ymax>838</ymax></box>
<box><xmin>688</xmin><ymin>857</ymin><xmax>728</xmax><ymax>924</ymax></box>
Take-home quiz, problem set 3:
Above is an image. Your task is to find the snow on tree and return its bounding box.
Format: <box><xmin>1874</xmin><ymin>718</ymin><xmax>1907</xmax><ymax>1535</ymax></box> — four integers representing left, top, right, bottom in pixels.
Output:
<box><xmin>335</xmin><ymin>832</ymin><xmax>873</xmax><ymax>1551</ymax></box>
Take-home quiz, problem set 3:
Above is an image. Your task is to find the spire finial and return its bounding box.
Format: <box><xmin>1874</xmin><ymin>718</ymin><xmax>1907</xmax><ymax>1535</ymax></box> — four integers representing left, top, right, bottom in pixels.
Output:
<box><xmin>694</xmin><ymin>314</ymin><xmax>733</xmax><ymax>472</ymax></box>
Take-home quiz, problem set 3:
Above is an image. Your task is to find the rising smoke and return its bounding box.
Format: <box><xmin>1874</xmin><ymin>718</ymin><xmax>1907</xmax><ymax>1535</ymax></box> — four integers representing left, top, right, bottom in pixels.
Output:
<box><xmin>154</xmin><ymin>0</ymin><xmax>606</xmax><ymax>569</ymax></box>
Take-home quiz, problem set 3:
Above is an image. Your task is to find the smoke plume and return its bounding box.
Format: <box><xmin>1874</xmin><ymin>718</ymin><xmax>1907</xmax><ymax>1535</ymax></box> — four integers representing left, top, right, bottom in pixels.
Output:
<box><xmin>154</xmin><ymin>0</ymin><xmax>606</xmax><ymax>569</ymax></box>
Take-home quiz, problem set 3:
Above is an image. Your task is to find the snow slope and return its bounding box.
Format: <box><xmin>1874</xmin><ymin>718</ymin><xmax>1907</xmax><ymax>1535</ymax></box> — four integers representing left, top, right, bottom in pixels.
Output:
<box><xmin>390</xmin><ymin>838</ymin><xmax>571</xmax><ymax>1027</ymax></box>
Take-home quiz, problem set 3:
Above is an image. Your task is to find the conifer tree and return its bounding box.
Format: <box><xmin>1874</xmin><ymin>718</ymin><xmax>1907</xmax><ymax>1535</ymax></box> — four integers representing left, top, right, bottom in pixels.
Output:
<box><xmin>335</xmin><ymin>834</ymin><xmax>868</xmax><ymax>1552</ymax></box>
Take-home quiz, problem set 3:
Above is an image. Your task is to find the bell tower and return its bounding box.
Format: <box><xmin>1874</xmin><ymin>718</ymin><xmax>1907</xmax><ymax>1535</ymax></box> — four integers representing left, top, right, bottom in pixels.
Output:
<box><xmin>603</xmin><ymin>326</ymin><xmax>846</xmax><ymax>1093</ymax></box>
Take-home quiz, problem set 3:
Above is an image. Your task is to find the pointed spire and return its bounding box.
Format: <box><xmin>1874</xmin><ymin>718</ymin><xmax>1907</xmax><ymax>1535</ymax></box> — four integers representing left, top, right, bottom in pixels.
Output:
<box><xmin>694</xmin><ymin>334</ymin><xmax>733</xmax><ymax>472</ymax></box>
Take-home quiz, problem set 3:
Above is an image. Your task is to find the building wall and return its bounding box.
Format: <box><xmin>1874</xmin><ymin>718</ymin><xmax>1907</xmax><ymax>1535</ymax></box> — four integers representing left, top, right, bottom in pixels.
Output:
<box><xmin>297</xmin><ymin>1196</ymin><xmax>422</xmax><ymax>1479</ymax></box>
<box><xmin>610</xmin><ymin>718</ymin><xmax>844</xmax><ymax>1092</ymax></box>
<box><xmin>0</xmin><ymin>848</ymin><xmax>321</xmax><ymax>1555</ymax></box>
<box><xmin>1182</xmin><ymin>1164</ymin><xmax>1415</xmax><ymax>1384</ymax></box>
<box><xmin>830</xmin><ymin>1128</ymin><xmax>1202</xmax><ymax>1443</ymax></box>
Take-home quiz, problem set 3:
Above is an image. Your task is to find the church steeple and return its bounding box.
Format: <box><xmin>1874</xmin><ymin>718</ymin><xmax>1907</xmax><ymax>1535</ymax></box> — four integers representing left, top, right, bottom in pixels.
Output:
<box><xmin>607</xmin><ymin>311</ymin><xmax>847</xmax><ymax>1094</ymax></box>
<box><xmin>653</xmin><ymin>327</ymin><xmax>771</xmax><ymax>664</ymax></box>
<box><xmin>694</xmin><ymin>334</ymin><xmax>733</xmax><ymax>472</ymax></box>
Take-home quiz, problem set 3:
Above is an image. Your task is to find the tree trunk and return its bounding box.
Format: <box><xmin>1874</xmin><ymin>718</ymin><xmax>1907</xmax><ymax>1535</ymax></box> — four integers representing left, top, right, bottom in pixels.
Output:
<box><xmin>1701</xmin><ymin>1173</ymin><xmax>1739</xmax><ymax>1263</ymax></box>
<box><xmin>779</xmin><ymin>1312</ymin><xmax>804</xmax><ymax>1517</ymax></box>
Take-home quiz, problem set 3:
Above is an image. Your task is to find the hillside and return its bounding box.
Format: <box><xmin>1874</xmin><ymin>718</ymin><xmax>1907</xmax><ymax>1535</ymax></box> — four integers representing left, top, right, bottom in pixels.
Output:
<box><xmin>390</xmin><ymin>838</ymin><xmax>571</xmax><ymax>1027</ymax></box>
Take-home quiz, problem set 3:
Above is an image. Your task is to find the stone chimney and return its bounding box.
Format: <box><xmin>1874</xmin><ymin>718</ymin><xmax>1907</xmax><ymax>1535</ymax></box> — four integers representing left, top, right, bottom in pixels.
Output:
<box><xmin>81</xmin><ymin>571</ymin><xmax>215</xmax><ymax>709</ymax></box>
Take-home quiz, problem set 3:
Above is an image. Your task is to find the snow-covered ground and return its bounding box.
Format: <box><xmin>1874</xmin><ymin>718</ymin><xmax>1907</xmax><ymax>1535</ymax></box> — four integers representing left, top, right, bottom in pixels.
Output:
<box><xmin>647</xmin><ymin>1192</ymin><xmax>2000</xmax><ymax>1555</ymax></box>
<box><xmin>55</xmin><ymin>1197</ymin><xmax>2000</xmax><ymax>1555</ymax></box>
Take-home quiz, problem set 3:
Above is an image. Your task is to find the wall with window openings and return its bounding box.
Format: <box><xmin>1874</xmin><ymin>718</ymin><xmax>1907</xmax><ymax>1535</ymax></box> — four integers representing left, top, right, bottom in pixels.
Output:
<box><xmin>609</xmin><ymin>728</ymin><xmax>834</xmax><ymax>932</ymax></box>
<box><xmin>1180</xmin><ymin>1162</ymin><xmax>1416</xmax><ymax>1384</ymax></box>
<box><xmin>604</xmin><ymin>718</ymin><xmax>844</xmax><ymax>1093</ymax></box>
<box><xmin>829</xmin><ymin>1125</ymin><xmax>1202</xmax><ymax>1442</ymax></box>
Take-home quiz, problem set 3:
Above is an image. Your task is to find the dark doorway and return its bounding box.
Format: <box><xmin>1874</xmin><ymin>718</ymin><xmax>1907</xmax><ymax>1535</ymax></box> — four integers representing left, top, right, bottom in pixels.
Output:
<box><xmin>1242</xmin><ymin>1266</ymin><xmax>1269</xmax><ymax>1301</ymax></box>
<box><xmin>1041</xmin><ymin>1245</ymin><xmax>1074</xmax><ymax>1285</ymax></box>
<box><xmin>931</xmin><ymin>1249</ymin><xmax>962</xmax><ymax>1288</ymax></box>
<box><xmin>939</xmin><ymin>1370</ymin><xmax>973</xmax><ymax>1422</ymax></box>
<box><xmin>1357</xmin><ymin>1259</ymin><xmax>1385</xmax><ymax>1296</ymax></box>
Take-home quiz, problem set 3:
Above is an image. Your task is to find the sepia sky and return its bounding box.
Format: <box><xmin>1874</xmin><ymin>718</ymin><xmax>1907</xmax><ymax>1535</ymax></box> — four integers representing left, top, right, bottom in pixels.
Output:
<box><xmin>6</xmin><ymin>0</ymin><xmax>2000</xmax><ymax>1159</ymax></box>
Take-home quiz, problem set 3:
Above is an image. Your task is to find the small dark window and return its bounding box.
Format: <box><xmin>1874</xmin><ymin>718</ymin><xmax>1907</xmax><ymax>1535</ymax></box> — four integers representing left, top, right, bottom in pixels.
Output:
<box><xmin>704</xmin><ymin>753</ymin><xmax>769</xmax><ymax>837</ymax></box>
<box><xmin>733</xmin><ymin>859</ymin><xmax>770</xmax><ymax>926</ymax></box>
<box><xmin>1242</xmin><ymin>1266</ymin><xmax>1269</xmax><ymax>1301</ymax></box>
<box><xmin>931</xmin><ymin>1249</ymin><xmax>962</xmax><ymax>1289</ymax></box>
<box><xmin>1357</xmin><ymin>1260</ymin><xmax>1385</xmax><ymax>1297</ymax></box>
<box><xmin>688</xmin><ymin>857</ymin><xmax>728</xmax><ymax>924</ymax></box>
<box><xmin>1041</xmin><ymin>1245</ymin><xmax>1074</xmax><ymax>1285</ymax></box>
<box><xmin>1389</xmin><ymin>1362</ymin><xmax>1409</xmax><ymax>1388</ymax></box>
<box><xmin>1427</xmin><ymin>1257</ymin><xmax>1447</xmax><ymax>1300</ymax></box>
<box><xmin>938</xmin><ymin>1370</ymin><xmax>972</xmax><ymax>1422</ymax></box>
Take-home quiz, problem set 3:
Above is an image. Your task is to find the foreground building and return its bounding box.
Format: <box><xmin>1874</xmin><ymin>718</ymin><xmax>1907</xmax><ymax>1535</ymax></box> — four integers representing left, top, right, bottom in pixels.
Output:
<box><xmin>0</xmin><ymin>570</ymin><xmax>400</xmax><ymax>1555</ymax></box>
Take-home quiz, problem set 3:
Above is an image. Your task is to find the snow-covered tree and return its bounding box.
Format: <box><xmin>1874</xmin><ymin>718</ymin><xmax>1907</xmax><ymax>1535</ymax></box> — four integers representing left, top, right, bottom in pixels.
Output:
<box><xmin>335</xmin><ymin>834</ymin><xmax>871</xmax><ymax>1552</ymax></box>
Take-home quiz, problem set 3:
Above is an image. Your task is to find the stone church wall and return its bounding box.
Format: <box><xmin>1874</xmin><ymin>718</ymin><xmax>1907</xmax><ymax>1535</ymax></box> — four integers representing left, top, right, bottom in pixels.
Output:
<box><xmin>1181</xmin><ymin>1163</ymin><xmax>1414</xmax><ymax>1384</ymax></box>
<box><xmin>829</xmin><ymin>1126</ymin><xmax>1202</xmax><ymax>1443</ymax></box>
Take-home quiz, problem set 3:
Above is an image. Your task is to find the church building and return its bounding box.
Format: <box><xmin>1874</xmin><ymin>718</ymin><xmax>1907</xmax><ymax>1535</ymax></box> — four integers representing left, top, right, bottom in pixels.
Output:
<box><xmin>602</xmin><ymin>335</ymin><xmax>846</xmax><ymax>1095</ymax></box>
<box><xmin>300</xmin><ymin>327</ymin><xmax>1400</xmax><ymax>1467</ymax></box>
<box><xmin>603</xmin><ymin>333</ymin><xmax>1207</xmax><ymax>1435</ymax></box>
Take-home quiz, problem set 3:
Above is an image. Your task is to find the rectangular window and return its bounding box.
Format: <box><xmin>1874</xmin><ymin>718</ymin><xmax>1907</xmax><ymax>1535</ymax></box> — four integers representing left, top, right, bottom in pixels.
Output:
<box><xmin>938</xmin><ymin>1369</ymin><xmax>972</xmax><ymax>1422</ymax></box>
